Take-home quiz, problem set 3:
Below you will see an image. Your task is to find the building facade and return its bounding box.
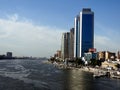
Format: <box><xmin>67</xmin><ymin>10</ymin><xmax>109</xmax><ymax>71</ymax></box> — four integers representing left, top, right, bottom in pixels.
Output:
<box><xmin>69</xmin><ymin>28</ymin><xmax>74</xmax><ymax>59</ymax></box>
<box><xmin>54</xmin><ymin>50</ymin><xmax>61</xmax><ymax>59</ymax></box>
<box><xmin>84</xmin><ymin>52</ymin><xmax>97</xmax><ymax>61</ymax></box>
<box><xmin>98</xmin><ymin>51</ymin><xmax>116</xmax><ymax>60</ymax></box>
<box><xmin>117</xmin><ymin>51</ymin><xmax>120</xmax><ymax>59</ymax></box>
<box><xmin>61</xmin><ymin>32</ymin><xmax>70</xmax><ymax>59</ymax></box>
<box><xmin>98</xmin><ymin>51</ymin><xmax>106</xmax><ymax>60</ymax></box>
<box><xmin>74</xmin><ymin>8</ymin><xmax>94</xmax><ymax>58</ymax></box>
<box><xmin>6</xmin><ymin>52</ymin><xmax>12</xmax><ymax>59</ymax></box>
<box><xmin>56</xmin><ymin>50</ymin><xmax>61</xmax><ymax>58</ymax></box>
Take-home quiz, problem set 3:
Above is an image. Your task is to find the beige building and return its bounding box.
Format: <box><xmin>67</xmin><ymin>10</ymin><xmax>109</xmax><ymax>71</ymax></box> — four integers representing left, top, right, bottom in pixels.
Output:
<box><xmin>117</xmin><ymin>51</ymin><xmax>120</xmax><ymax>59</ymax></box>
<box><xmin>69</xmin><ymin>28</ymin><xmax>74</xmax><ymax>59</ymax></box>
<box><xmin>56</xmin><ymin>50</ymin><xmax>61</xmax><ymax>58</ymax></box>
<box><xmin>61</xmin><ymin>32</ymin><xmax>70</xmax><ymax>59</ymax></box>
<box><xmin>98</xmin><ymin>51</ymin><xmax>116</xmax><ymax>60</ymax></box>
<box><xmin>98</xmin><ymin>51</ymin><xmax>105</xmax><ymax>60</ymax></box>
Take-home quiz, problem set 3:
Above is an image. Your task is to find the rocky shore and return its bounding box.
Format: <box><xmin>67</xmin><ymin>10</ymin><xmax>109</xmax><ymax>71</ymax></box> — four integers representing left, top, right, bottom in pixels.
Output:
<box><xmin>82</xmin><ymin>67</ymin><xmax>120</xmax><ymax>79</ymax></box>
<box><xmin>49</xmin><ymin>61</ymin><xmax>120</xmax><ymax>79</ymax></box>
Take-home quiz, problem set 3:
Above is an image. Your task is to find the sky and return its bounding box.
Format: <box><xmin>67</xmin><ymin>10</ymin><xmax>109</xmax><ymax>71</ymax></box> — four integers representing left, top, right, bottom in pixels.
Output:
<box><xmin>0</xmin><ymin>0</ymin><xmax>120</xmax><ymax>57</ymax></box>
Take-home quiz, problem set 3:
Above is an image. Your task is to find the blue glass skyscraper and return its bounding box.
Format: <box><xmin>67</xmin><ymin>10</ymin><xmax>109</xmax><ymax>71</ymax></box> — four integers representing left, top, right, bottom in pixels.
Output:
<box><xmin>74</xmin><ymin>8</ymin><xmax>94</xmax><ymax>57</ymax></box>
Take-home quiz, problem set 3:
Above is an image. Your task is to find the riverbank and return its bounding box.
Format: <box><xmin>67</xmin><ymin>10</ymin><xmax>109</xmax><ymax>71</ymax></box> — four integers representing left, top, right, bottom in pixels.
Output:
<box><xmin>48</xmin><ymin>61</ymin><xmax>120</xmax><ymax>79</ymax></box>
<box><xmin>82</xmin><ymin>67</ymin><xmax>120</xmax><ymax>79</ymax></box>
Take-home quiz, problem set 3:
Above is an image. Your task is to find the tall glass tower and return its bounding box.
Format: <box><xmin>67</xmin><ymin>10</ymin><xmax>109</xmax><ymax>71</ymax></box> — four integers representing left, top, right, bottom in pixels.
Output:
<box><xmin>74</xmin><ymin>8</ymin><xmax>94</xmax><ymax>57</ymax></box>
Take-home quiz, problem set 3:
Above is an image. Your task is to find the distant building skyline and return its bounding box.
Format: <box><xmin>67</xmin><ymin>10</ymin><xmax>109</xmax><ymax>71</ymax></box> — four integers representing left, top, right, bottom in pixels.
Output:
<box><xmin>0</xmin><ymin>1</ymin><xmax>120</xmax><ymax>57</ymax></box>
<box><xmin>60</xmin><ymin>8</ymin><xmax>94</xmax><ymax>59</ymax></box>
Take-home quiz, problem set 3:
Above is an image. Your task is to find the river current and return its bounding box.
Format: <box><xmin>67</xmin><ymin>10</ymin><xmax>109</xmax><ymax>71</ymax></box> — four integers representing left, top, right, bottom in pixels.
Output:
<box><xmin>0</xmin><ymin>59</ymin><xmax>119</xmax><ymax>90</ymax></box>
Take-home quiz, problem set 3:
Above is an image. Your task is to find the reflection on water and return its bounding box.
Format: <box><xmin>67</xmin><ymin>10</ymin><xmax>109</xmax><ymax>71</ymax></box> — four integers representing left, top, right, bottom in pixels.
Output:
<box><xmin>67</xmin><ymin>69</ymin><xmax>120</xmax><ymax>90</ymax></box>
<box><xmin>67</xmin><ymin>69</ymin><xmax>93</xmax><ymax>90</ymax></box>
<box><xmin>0</xmin><ymin>60</ymin><xmax>120</xmax><ymax>90</ymax></box>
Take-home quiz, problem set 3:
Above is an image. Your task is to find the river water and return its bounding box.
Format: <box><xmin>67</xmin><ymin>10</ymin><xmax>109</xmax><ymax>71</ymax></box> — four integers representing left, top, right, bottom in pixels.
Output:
<box><xmin>0</xmin><ymin>59</ymin><xmax>119</xmax><ymax>90</ymax></box>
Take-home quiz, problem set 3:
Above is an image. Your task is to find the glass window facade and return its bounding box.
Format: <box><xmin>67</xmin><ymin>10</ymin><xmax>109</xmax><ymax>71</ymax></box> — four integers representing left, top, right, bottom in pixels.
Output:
<box><xmin>81</xmin><ymin>14</ymin><xmax>94</xmax><ymax>57</ymax></box>
<box><xmin>74</xmin><ymin>8</ymin><xmax>94</xmax><ymax>58</ymax></box>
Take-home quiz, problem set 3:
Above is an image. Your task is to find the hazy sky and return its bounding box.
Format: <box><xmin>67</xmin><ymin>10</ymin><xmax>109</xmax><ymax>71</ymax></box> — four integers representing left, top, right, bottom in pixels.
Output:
<box><xmin>0</xmin><ymin>0</ymin><xmax>120</xmax><ymax>57</ymax></box>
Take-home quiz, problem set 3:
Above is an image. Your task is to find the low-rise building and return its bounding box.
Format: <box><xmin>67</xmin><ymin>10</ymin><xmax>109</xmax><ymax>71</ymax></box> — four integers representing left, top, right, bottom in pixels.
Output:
<box><xmin>117</xmin><ymin>51</ymin><xmax>120</xmax><ymax>59</ymax></box>
<box><xmin>84</xmin><ymin>52</ymin><xmax>97</xmax><ymax>61</ymax></box>
<box><xmin>98</xmin><ymin>51</ymin><xmax>116</xmax><ymax>61</ymax></box>
<box><xmin>84</xmin><ymin>48</ymin><xmax>97</xmax><ymax>61</ymax></box>
<box><xmin>6</xmin><ymin>52</ymin><xmax>12</xmax><ymax>59</ymax></box>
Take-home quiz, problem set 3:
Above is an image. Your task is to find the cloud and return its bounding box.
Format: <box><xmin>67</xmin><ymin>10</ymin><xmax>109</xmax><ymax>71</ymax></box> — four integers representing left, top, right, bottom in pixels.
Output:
<box><xmin>95</xmin><ymin>35</ymin><xmax>110</xmax><ymax>45</ymax></box>
<box><xmin>0</xmin><ymin>14</ymin><xmax>67</xmax><ymax>57</ymax></box>
<box><xmin>95</xmin><ymin>35</ymin><xmax>120</xmax><ymax>52</ymax></box>
<box><xmin>94</xmin><ymin>22</ymin><xmax>120</xmax><ymax>52</ymax></box>
<box><xmin>95</xmin><ymin>22</ymin><xmax>120</xmax><ymax>40</ymax></box>
<box><xmin>7</xmin><ymin>13</ymin><xmax>19</xmax><ymax>22</ymax></box>
<box><xmin>0</xmin><ymin>14</ymin><xmax>119</xmax><ymax>57</ymax></box>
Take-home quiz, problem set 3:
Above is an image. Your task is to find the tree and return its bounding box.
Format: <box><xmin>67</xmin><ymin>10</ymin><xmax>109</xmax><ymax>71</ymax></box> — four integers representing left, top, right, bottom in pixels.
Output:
<box><xmin>89</xmin><ymin>59</ymin><xmax>102</xmax><ymax>67</ymax></box>
<box><xmin>97</xmin><ymin>60</ymin><xmax>102</xmax><ymax>66</ymax></box>
<box><xmin>89</xmin><ymin>58</ymin><xmax>97</xmax><ymax>67</ymax></box>
<box><xmin>75</xmin><ymin>57</ymin><xmax>84</xmax><ymax>67</ymax></box>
